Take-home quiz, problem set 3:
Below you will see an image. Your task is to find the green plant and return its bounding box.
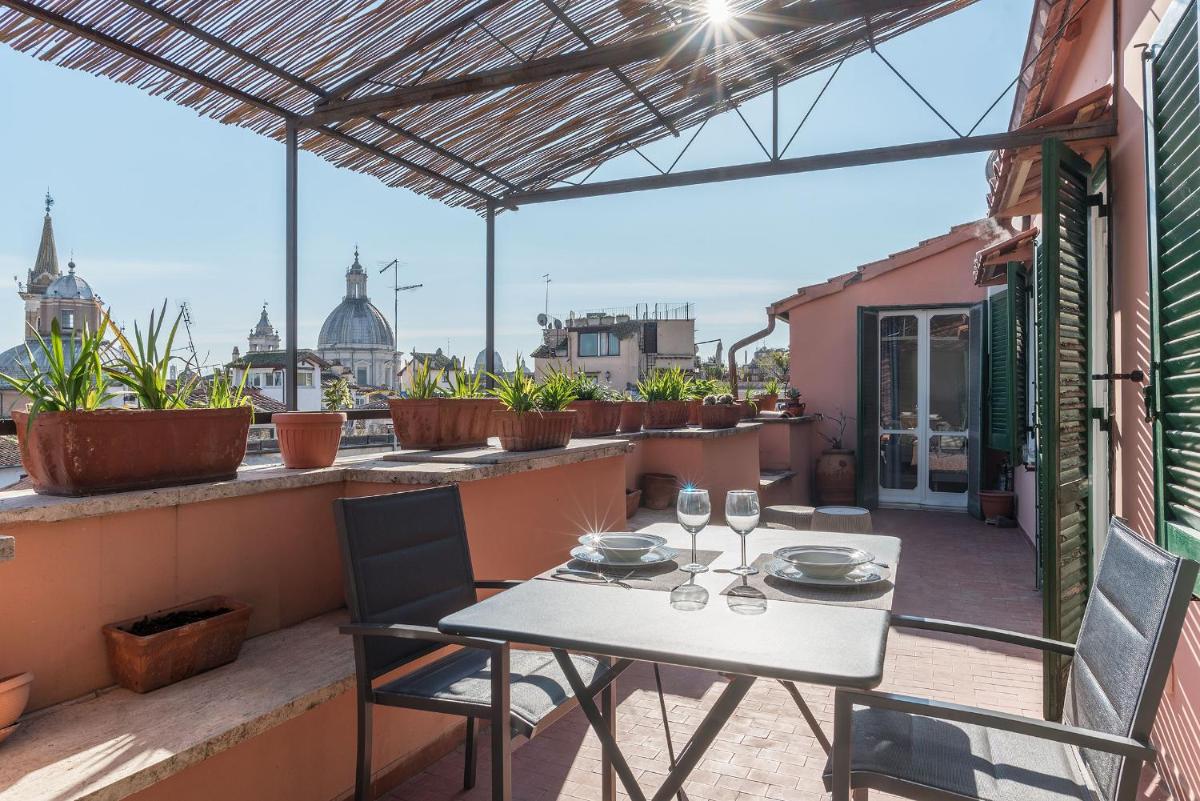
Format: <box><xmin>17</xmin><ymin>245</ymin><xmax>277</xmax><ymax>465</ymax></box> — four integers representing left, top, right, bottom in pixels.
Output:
<box><xmin>107</xmin><ymin>302</ymin><xmax>197</xmax><ymax>410</ymax></box>
<box><xmin>761</xmin><ymin>376</ymin><xmax>780</xmax><ymax>395</ymax></box>
<box><xmin>785</xmin><ymin>386</ymin><xmax>802</xmax><ymax>401</ymax></box>
<box><xmin>0</xmin><ymin>319</ymin><xmax>113</xmax><ymax>425</ymax></box>
<box><xmin>408</xmin><ymin>358</ymin><xmax>445</xmax><ymax>399</ymax></box>
<box><xmin>568</xmin><ymin>372</ymin><xmax>620</xmax><ymax>402</ymax></box>
<box><xmin>447</xmin><ymin>367</ymin><xmax>484</xmax><ymax>398</ymax></box>
<box><xmin>489</xmin><ymin>359</ymin><xmax>540</xmax><ymax>412</ymax></box>
<box><xmin>535</xmin><ymin>372</ymin><xmax>576</xmax><ymax>411</ymax></box>
<box><xmin>324</xmin><ymin>377</ymin><xmax>352</xmax><ymax>410</ymax></box>
<box><xmin>703</xmin><ymin>393</ymin><xmax>735</xmax><ymax>406</ymax></box>
<box><xmin>636</xmin><ymin>368</ymin><xmax>691</xmax><ymax>401</ymax></box>
<box><xmin>207</xmin><ymin>368</ymin><xmax>250</xmax><ymax>409</ymax></box>
<box><xmin>688</xmin><ymin>377</ymin><xmax>716</xmax><ymax>400</ymax></box>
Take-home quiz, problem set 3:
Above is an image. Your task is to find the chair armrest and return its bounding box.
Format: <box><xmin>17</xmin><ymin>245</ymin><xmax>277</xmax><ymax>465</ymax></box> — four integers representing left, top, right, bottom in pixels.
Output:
<box><xmin>475</xmin><ymin>580</ymin><xmax>525</xmax><ymax>590</ymax></box>
<box><xmin>339</xmin><ymin>622</ymin><xmax>506</xmax><ymax>652</ymax></box>
<box><xmin>835</xmin><ymin>688</ymin><xmax>1155</xmax><ymax>762</ymax></box>
<box><xmin>891</xmin><ymin>614</ymin><xmax>1076</xmax><ymax>656</ymax></box>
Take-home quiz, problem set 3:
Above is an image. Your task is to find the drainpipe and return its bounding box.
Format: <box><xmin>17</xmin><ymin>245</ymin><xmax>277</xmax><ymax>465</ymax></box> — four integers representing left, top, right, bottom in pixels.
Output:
<box><xmin>729</xmin><ymin>311</ymin><xmax>776</xmax><ymax>399</ymax></box>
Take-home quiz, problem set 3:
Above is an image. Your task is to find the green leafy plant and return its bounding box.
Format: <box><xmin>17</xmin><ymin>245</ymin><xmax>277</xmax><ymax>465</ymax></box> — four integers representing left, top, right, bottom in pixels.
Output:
<box><xmin>688</xmin><ymin>377</ymin><xmax>716</xmax><ymax>399</ymax></box>
<box><xmin>408</xmin><ymin>358</ymin><xmax>445</xmax><ymax>399</ymax></box>
<box><xmin>107</xmin><ymin>302</ymin><xmax>197</xmax><ymax>410</ymax></box>
<box><xmin>785</xmin><ymin>386</ymin><xmax>802</xmax><ymax>401</ymax></box>
<box><xmin>570</xmin><ymin>372</ymin><xmax>621</xmax><ymax>402</ymax></box>
<box><xmin>0</xmin><ymin>318</ymin><xmax>113</xmax><ymax>425</ymax></box>
<box><xmin>447</xmin><ymin>367</ymin><xmax>484</xmax><ymax>398</ymax></box>
<box><xmin>535</xmin><ymin>372</ymin><xmax>576</xmax><ymax>411</ymax></box>
<box><xmin>489</xmin><ymin>360</ymin><xmax>540</xmax><ymax>412</ymax></box>
<box><xmin>324</xmin><ymin>377</ymin><xmax>352</xmax><ymax>410</ymax></box>
<box><xmin>207</xmin><ymin>368</ymin><xmax>250</xmax><ymax>409</ymax></box>
<box><xmin>636</xmin><ymin>368</ymin><xmax>691</xmax><ymax>401</ymax></box>
<box><xmin>761</xmin><ymin>376</ymin><xmax>780</xmax><ymax>395</ymax></box>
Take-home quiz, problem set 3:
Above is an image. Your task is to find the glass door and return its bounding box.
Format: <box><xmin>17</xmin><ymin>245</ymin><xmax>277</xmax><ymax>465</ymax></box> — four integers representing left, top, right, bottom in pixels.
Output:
<box><xmin>878</xmin><ymin>309</ymin><xmax>970</xmax><ymax>509</ymax></box>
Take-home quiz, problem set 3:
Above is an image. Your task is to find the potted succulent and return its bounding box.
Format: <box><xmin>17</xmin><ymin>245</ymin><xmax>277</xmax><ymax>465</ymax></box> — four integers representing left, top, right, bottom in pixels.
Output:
<box><xmin>816</xmin><ymin>411</ymin><xmax>856</xmax><ymax>505</ymax></box>
<box><xmin>699</xmin><ymin>394</ymin><xmax>742</xmax><ymax>429</ymax></box>
<box><xmin>618</xmin><ymin>391</ymin><xmax>645</xmax><ymax>433</ymax></box>
<box><xmin>756</xmin><ymin>377</ymin><xmax>780</xmax><ymax>412</ymax></box>
<box><xmin>782</xmin><ymin>387</ymin><xmax>806</xmax><ymax>416</ymax></box>
<box><xmin>686</xmin><ymin>377</ymin><xmax>717</xmax><ymax>426</ymax></box>
<box><xmin>562</xmin><ymin>371</ymin><xmax>622</xmax><ymax>437</ymax></box>
<box><xmin>102</xmin><ymin>596</ymin><xmax>252</xmax><ymax>693</ymax></box>
<box><xmin>489</xmin><ymin>360</ymin><xmax>575</xmax><ymax>450</ymax></box>
<box><xmin>274</xmin><ymin>371</ymin><xmax>347</xmax><ymax>469</ymax></box>
<box><xmin>3</xmin><ymin>303</ymin><xmax>252</xmax><ymax>496</ymax></box>
<box><xmin>637</xmin><ymin>368</ymin><xmax>692</xmax><ymax>429</ymax></box>
<box><xmin>387</xmin><ymin>360</ymin><xmax>494</xmax><ymax>450</ymax></box>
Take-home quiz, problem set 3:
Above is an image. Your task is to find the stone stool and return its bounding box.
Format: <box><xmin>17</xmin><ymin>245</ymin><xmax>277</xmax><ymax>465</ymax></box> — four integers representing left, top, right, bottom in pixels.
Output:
<box><xmin>811</xmin><ymin>505</ymin><xmax>873</xmax><ymax>533</ymax></box>
<box><xmin>761</xmin><ymin>505</ymin><xmax>815</xmax><ymax>530</ymax></box>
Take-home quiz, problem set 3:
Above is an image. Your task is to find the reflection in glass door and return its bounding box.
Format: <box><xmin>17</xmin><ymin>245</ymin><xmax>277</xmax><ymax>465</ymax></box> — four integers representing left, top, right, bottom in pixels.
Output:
<box><xmin>878</xmin><ymin>310</ymin><xmax>970</xmax><ymax>508</ymax></box>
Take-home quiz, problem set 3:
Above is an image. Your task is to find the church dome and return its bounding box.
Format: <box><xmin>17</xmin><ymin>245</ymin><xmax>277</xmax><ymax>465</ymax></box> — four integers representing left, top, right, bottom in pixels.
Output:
<box><xmin>45</xmin><ymin>262</ymin><xmax>94</xmax><ymax>300</ymax></box>
<box><xmin>474</xmin><ymin>350</ymin><xmax>505</xmax><ymax>374</ymax></box>
<box><xmin>317</xmin><ymin>249</ymin><xmax>394</xmax><ymax>348</ymax></box>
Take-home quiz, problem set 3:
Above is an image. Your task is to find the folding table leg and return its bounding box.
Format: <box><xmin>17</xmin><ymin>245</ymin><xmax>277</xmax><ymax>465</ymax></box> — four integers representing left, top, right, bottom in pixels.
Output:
<box><xmin>652</xmin><ymin>664</ymin><xmax>689</xmax><ymax>801</ymax></box>
<box><xmin>778</xmin><ymin>680</ymin><xmax>831</xmax><ymax>754</ymax></box>
<box><xmin>601</xmin><ymin>681</ymin><xmax>616</xmax><ymax>801</ymax></box>
<box><xmin>491</xmin><ymin>643</ymin><xmax>512</xmax><ymax>801</ymax></box>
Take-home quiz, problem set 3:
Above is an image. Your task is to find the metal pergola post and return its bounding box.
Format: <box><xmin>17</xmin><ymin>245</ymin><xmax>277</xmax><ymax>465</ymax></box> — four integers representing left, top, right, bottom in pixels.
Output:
<box><xmin>285</xmin><ymin>122</ymin><xmax>299</xmax><ymax>411</ymax></box>
<box><xmin>485</xmin><ymin>201</ymin><xmax>497</xmax><ymax>387</ymax></box>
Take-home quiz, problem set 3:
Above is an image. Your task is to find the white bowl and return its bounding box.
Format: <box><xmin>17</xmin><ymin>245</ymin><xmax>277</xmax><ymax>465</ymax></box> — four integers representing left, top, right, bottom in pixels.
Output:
<box><xmin>774</xmin><ymin>546</ymin><xmax>875</xmax><ymax>579</ymax></box>
<box><xmin>579</xmin><ymin>533</ymin><xmax>666</xmax><ymax>563</ymax></box>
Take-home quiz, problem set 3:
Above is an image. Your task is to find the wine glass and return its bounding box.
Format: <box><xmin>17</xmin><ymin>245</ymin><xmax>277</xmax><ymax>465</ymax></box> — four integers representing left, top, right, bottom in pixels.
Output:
<box><xmin>725</xmin><ymin>489</ymin><xmax>760</xmax><ymax>576</ymax></box>
<box><xmin>676</xmin><ymin>487</ymin><xmax>711</xmax><ymax>574</ymax></box>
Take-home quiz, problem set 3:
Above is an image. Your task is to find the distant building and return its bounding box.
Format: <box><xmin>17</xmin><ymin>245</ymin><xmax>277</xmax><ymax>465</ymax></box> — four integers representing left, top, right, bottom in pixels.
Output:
<box><xmin>316</xmin><ymin>248</ymin><xmax>398</xmax><ymax>390</ymax></box>
<box><xmin>532</xmin><ymin>303</ymin><xmax>696</xmax><ymax>392</ymax></box>
<box><xmin>246</xmin><ymin>304</ymin><xmax>280</xmax><ymax>352</ymax></box>
<box><xmin>397</xmin><ymin>348</ymin><xmax>460</xmax><ymax>394</ymax></box>
<box><xmin>228</xmin><ymin>306</ymin><xmax>326</xmax><ymax>411</ymax></box>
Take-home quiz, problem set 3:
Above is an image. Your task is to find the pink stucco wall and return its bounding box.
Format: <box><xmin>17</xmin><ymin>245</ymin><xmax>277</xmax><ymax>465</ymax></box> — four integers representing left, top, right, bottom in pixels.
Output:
<box><xmin>776</xmin><ymin>233</ymin><xmax>989</xmax><ymax>456</ymax></box>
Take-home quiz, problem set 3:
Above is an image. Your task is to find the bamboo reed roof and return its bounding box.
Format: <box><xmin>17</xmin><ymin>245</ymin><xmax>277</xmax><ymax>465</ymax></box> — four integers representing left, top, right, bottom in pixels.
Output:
<box><xmin>0</xmin><ymin>0</ymin><xmax>976</xmax><ymax>211</ymax></box>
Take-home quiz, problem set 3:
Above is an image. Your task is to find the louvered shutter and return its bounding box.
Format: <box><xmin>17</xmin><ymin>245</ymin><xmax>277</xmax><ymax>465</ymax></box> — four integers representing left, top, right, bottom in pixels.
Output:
<box><xmin>1037</xmin><ymin>138</ymin><xmax>1092</xmax><ymax>721</ymax></box>
<box><xmin>988</xmin><ymin>289</ymin><xmax>1013</xmax><ymax>452</ymax></box>
<box><xmin>1146</xmin><ymin>0</ymin><xmax>1200</xmax><ymax>592</ymax></box>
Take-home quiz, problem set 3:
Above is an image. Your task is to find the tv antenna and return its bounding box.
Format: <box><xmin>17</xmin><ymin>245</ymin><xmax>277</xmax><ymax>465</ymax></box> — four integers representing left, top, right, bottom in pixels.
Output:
<box><xmin>379</xmin><ymin>259</ymin><xmax>423</xmax><ymax>352</ymax></box>
<box><xmin>542</xmin><ymin>273</ymin><xmax>551</xmax><ymax>319</ymax></box>
<box><xmin>178</xmin><ymin>300</ymin><xmax>199</xmax><ymax>368</ymax></box>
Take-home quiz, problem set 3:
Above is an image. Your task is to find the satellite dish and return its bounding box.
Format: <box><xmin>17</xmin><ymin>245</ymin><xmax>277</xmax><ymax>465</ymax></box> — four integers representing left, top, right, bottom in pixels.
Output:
<box><xmin>553</xmin><ymin>318</ymin><xmax>563</xmax><ymax>330</ymax></box>
<box><xmin>537</xmin><ymin>313</ymin><xmax>549</xmax><ymax>327</ymax></box>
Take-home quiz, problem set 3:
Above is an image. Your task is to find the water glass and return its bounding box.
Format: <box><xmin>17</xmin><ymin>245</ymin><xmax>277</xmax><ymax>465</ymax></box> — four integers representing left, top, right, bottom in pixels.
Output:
<box><xmin>670</xmin><ymin>576</ymin><xmax>709</xmax><ymax>611</ymax></box>
<box><xmin>725</xmin><ymin>489</ymin><xmax>760</xmax><ymax>576</ymax></box>
<box><xmin>676</xmin><ymin>487</ymin><xmax>711</xmax><ymax>574</ymax></box>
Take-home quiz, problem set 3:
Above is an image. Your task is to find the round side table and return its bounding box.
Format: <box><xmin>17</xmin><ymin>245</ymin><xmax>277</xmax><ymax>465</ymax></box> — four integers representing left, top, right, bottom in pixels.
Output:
<box><xmin>761</xmin><ymin>505</ymin><xmax>815</xmax><ymax>530</ymax></box>
<box><xmin>811</xmin><ymin>505</ymin><xmax>873</xmax><ymax>534</ymax></box>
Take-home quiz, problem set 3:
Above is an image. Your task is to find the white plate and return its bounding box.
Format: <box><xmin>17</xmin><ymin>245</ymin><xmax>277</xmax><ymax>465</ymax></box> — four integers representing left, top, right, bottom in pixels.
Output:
<box><xmin>765</xmin><ymin>558</ymin><xmax>887</xmax><ymax>588</ymax></box>
<box><xmin>570</xmin><ymin>544</ymin><xmax>678</xmax><ymax>568</ymax></box>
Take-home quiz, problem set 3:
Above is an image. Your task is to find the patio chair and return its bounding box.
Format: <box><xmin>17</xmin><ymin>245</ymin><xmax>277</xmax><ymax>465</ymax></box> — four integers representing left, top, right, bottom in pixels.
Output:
<box><xmin>335</xmin><ymin>486</ymin><xmax>627</xmax><ymax>801</ymax></box>
<box><xmin>825</xmin><ymin>516</ymin><xmax>1198</xmax><ymax>801</ymax></box>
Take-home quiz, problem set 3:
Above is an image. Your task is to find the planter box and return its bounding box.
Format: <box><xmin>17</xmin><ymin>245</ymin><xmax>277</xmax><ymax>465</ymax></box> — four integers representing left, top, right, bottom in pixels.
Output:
<box><xmin>641</xmin><ymin>473</ymin><xmax>678</xmax><ymax>509</ymax></box>
<box><xmin>568</xmin><ymin>400</ymin><xmax>621</xmax><ymax>437</ymax></box>
<box><xmin>625</xmin><ymin>488</ymin><xmax>642</xmax><ymax>518</ymax></box>
<box><xmin>643</xmin><ymin>400</ymin><xmax>689</xmax><ymax>430</ymax></box>
<box><xmin>388</xmin><ymin>398</ymin><xmax>497</xmax><ymax>450</ymax></box>
<box><xmin>12</xmin><ymin>407</ymin><xmax>251</xmax><ymax>496</ymax></box>
<box><xmin>737</xmin><ymin>399</ymin><xmax>758</xmax><ymax>420</ymax></box>
<box><xmin>699</xmin><ymin>404</ymin><xmax>742</xmax><ymax>429</ymax></box>
<box><xmin>687</xmin><ymin>399</ymin><xmax>702</xmax><ymax>426</ymax></box>
<box><xmin>102</xmin><ymin>596</ymin><xmax>252</xmax><ymax>693</ymax></box>
<box><xmin>618</xmin><ymin>401</ymin><xmax>645</xmax><ymax>433</ymax></box>
<box><xmin>275</xmin><ymin>412</ymin><xmax>347</xmax><ymax>468</ymax></box>
<box><xmin>492</xmin><ymin>410</ymin><xmax>575</xmax><ymax>451</ymax></box>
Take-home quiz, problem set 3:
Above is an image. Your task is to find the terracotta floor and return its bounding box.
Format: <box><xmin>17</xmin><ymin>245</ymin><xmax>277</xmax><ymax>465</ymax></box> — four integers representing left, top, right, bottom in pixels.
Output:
<box><xmin>384</xmin><ymin>509</ymin><xmax>1048</xmax><ymax>801</ymax></box>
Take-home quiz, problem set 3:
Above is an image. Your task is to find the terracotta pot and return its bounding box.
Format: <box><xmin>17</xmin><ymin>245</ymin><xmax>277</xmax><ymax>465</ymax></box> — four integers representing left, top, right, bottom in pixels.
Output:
<box><xmin>102</xmin><ymin>596</ymin><xmax>252</xmax><ymax>694</ymax></box>
<box><xmin>12</xmin><ymin>407</ymin><xmax>251</xmax><ymax>497</ymax></box>
<box><xmin>0</xmin><ymin>724</ymin><xmax>19</xmax><ymax>746</ymax></box>
<box><xmin>699</xmin><ymin>404</ymin><xmax>742</xmax><ymax>429</ymax></box>
<box><xmin>757</xmin><ymin>393</ymin><xmax>779</xmax><ymax>413</ymax></box>
<box><xmin>618</xmin><ymin>401</ymin><xmax>645</xmax><ymax>433</ymax></box>
<box><xmin>643</xmin><ymin>400</ymin><xmax>689</xmax><ymax>430</ymax></box>
<box><xmin>687</xmin><ymin>398</ymin><xmax>702</xmax><ymax>426</ymax></box>
<box><xmin>388</xmin><ymin>398</ymin><xmax>495</xmax><ymax>450</ymax></box>
<box><xmin>0</xmin><ymin>673</ymin><xmax>33</xmax><ymax>732</ymax></box>
<box><xmin>641</xmin><ymin>473</ymin><xmax>679</xmax><ymax>510</ymax></box>
<box><xmin>737</xmin><ymin>399</ymin><xmax>759</xmax><ymax>419</ymax></box>
<box><xmin>783</xmin><ymin>401</ymin><xmax>807</xmax><ymax>417</ymax></box>
<box><xmin>274</xmin><ymin>412</ymin><xmax>347</xmax><ymax>468</ymax></box>
<box><xmin>567</xmin><ymin>400</ymin><xmax>622</xmax><ymax>437</ymax></box>
<box><xmin>492</xmin><ymin>410</ymin><xmax>575</xmax><ymax>451</ymax></box>
<box><xmin>625</xmin><ymin>488</ymin><xmax>642</xmax><ymax>519</ymax></box>
<box><xmin>980</xmin><ymin>490</ymin><xmax>1015</xmax><ymax>519</ymax></box>
<box><xmin>816</xmin><ymin>448</ymin><xmax>856</xmax><ymax>505</ymax></box>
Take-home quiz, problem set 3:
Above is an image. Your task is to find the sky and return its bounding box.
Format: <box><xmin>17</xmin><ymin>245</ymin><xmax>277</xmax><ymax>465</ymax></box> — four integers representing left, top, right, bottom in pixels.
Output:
<box><xmin>0</xmin><ymin>0</ymin><xmax>1032</xmax><ymax>371</ymax></box>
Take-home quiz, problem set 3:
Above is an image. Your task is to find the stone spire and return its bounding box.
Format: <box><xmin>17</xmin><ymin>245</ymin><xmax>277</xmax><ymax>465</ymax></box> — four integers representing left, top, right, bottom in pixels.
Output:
<box><xmin>247</xmin><ymin>303</ymin><xmax>280</xmax><ymax>352</ymax></box>
<box><xmin>346</xmin><ymin>246</ymin><xmax>368</xmax><ymax>300</ymax></box>
<box><xmin>24</xmin><ymin>191</ymin><xmax>60</xmax><ymax>297</ymax></box>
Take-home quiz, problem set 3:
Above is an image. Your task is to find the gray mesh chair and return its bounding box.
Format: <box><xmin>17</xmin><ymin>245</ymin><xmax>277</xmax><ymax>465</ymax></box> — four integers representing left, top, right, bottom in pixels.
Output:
<box><xmin>335</xmin><ymin>486</ymin><xmax>626</xmax><ymax>801</ymax></box>
<box><xmin>826</xmin><ymin>517</ymin><xmax>1198</xmax><ymax>801</ymax></box>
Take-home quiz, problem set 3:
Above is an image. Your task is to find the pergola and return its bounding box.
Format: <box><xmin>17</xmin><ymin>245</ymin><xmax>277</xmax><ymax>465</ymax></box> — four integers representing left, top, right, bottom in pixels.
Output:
<box><xmin>0</xmin><ymin>0</ymin><xmax>1114</xmax><ymax>407</ymax></box>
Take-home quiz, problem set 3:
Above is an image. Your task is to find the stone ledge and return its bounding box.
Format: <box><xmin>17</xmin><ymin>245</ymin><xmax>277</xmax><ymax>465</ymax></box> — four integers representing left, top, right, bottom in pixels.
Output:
<box><xmin>0</xmin><ymin>611</ymin><xmax>352</xmax><ymax>801</ymax></box>
<box><xmin>755</xmin><ymin>414</ymin><xmax>819</xmax><ymax>425</ymax></box>
<box><xmin>619</xmin><ymin>422</ymin><xmax>762</xmax><ymax>440</ymax></box>
<box><xmin>381</xmin><ymin>437</ymin><xmax>631</xmax><ymax>467</ymax></box>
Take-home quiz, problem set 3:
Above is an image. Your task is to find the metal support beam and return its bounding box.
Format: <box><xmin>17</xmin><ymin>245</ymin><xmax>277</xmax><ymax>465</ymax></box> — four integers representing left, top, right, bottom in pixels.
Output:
<box><xmin>508</xmin><ymin>120</ymin><xmax>1116</xmax><ymax>206</ymax></box>
<box><xmin>284</xmin><ymin>124</ymin><xmax>299</xmax><ymax>411</ymax></box>
<box><xmin>300</xmin><ymin>0</ymin><xmax>947</xmax><ymax>125</ymax></box>
<box><xmin>771</xmin><ymin>73</ymin><xmax>779</xmax><ymax>160</ymax></box>
<box><xmin>535</xmin><ymin>0</ymin><xmax>678</xmax><ymax>136</ymax></box>
<box><xmin>485</xmin><ymin>203</ymin><xmax>497</xmax><ymax>388</ymax></box>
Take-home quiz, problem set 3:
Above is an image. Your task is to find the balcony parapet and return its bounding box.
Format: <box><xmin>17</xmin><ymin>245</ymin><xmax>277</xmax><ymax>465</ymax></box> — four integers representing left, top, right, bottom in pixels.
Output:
<box><xmin>616</xmin><ymin>421</ymin><xmax>762</xmax><ymax>441</ymax></box>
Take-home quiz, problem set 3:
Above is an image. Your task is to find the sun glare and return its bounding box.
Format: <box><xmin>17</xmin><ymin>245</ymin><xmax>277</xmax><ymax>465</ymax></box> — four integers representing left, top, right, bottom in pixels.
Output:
<box><xmin>704</xmin><ymin>0</ymin><xmax>732</xmax><ymax>24</ymax></box>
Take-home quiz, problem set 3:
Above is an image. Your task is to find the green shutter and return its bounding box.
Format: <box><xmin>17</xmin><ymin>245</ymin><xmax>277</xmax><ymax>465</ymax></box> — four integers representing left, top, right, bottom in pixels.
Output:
<box><xmin>987</xmin><ymin>265</ymin><xmax>1030</xmax><ymax>462</ymax></box>
<box><xmin>1146</xmin><ymin>0</ymin><xmax>1200</xmax><ymax>593</ymax></box>
<box><xmin>857</xmin><ymin>308</ymin><xmax>880</xmax><ymax>509</ymax></box>
<box><xmin>1037</xmin><ymin>138</ymin><xmax>1092</xmax><ymax>721</ymax></box>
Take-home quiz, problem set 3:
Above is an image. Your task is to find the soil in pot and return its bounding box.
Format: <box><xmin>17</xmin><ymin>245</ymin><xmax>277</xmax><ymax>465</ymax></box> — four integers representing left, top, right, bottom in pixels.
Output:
<box><xmin>125</xmin><ymin>607</ymin><xmax>232</xmax><ymax>636</ymax></box>
<box><xmin>275</xmin><ymin>411</ymin><xmax>346</xmax><ymax>468</ymax></box>
<box><xmin>618</xmin><ymin>401</ymin><xmax>645</xmax><ymax>433</ymax></box>
<box><xmin>492</xmin><ymin>410</ymin><xmax>575</xmax><ymax>451</ymax></box>
<box><xmin>643</xmin><ymin>401</ymin><xmax>689</xmax><ymax>430</ymax></box>
<box><xmin>568</xmin><ymin>400</ymin><xmax>621</xmax><ymax>437</ymax></box>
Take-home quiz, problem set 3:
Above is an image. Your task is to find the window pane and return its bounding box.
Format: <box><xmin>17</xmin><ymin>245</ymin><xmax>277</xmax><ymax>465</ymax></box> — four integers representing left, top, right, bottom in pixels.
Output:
<box><xmin>929</xmin><ymin>313</ymin><xmax>969</xmax><ymax>431</ymax></box>
<box><xmin>880</xmin><ymin>315</ymin><xmax>918</xmax><ymax>430</ymax></box>
<box><xmin>879</xmin><ymin>433</ymin><xmax>918</xmax><ymax>489</ymax></box>
<box><xmin>929</xmin><ymin>435</ymin><xmax>968</xmax><ymax>493</ymax></box>
<box><xmin>579</xmin><ymin>333</ymin><xmax>598</xmax><ymax>357</ymax></box>
<box><xmin>608</xmin><ymin>333</ymin><xmax>620</xmax><ymax>355</ymax></box>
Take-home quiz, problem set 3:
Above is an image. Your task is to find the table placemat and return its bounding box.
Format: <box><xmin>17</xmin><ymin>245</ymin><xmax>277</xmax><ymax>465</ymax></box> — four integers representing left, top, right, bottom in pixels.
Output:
<box><xmin>535</xmin><ymin>549</ymin><xmax>722</xmax><ymax>592</ymax></box>
<box><xmin>718</xmin><ymin>553</ymin><xmax>893</xmax><ymax>609</ymax></box>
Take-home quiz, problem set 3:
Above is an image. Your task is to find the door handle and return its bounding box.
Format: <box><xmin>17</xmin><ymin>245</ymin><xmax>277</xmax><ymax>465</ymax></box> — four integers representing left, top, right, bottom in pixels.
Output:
<box><xmin>1090</xmin><ymin>370</ymin><xmax>1145</xmax><ymax>383</ymax></box>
